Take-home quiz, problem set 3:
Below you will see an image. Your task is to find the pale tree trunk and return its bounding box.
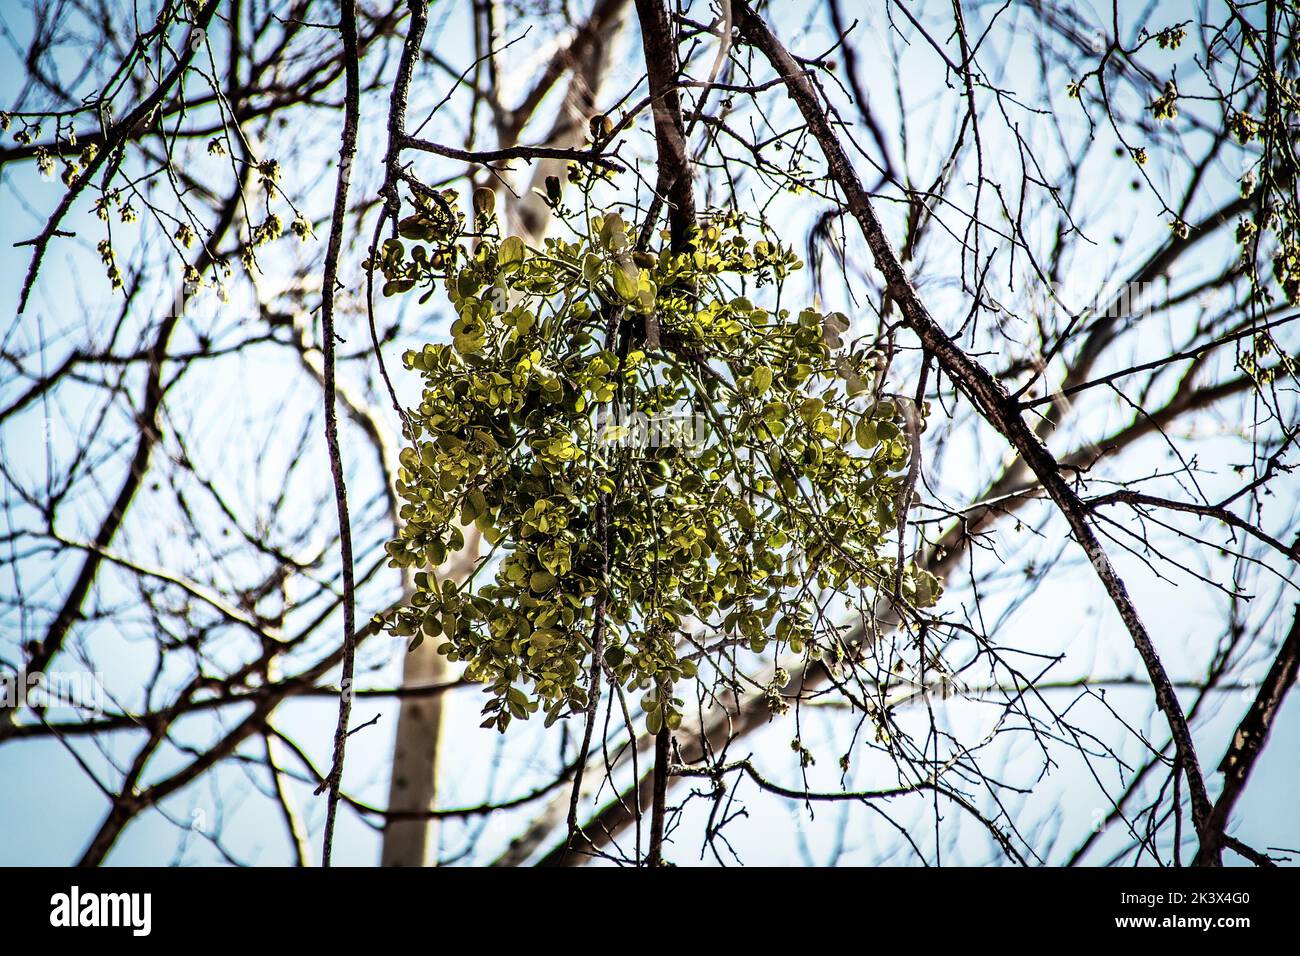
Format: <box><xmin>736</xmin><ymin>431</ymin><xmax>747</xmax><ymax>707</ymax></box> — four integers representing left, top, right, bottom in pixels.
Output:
<box><xmin>378</xmin><ymin>584</ymin><xmax>435</xmax><ymax>867</ymax></box>
<box><xmin>379</xmin><ymin>0</ymin><xmax>630</xmax><ymax>865</ymax></box>
<box><xmin>379</xmin><ymin>542</ymin><xmax>477</xmax><ymax>867</ymax></box>
<box><xmin>512</xmin><ymin>0</ymin><xmax>631</xmax><ymax>242</ymax></box>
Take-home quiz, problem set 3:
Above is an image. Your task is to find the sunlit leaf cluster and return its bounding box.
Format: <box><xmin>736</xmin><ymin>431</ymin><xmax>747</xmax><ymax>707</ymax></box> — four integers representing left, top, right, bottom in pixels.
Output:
<box><xmin>380</xmin><ymin>197</ymin><xmax>939</xmax><ymax>733</ymax></box>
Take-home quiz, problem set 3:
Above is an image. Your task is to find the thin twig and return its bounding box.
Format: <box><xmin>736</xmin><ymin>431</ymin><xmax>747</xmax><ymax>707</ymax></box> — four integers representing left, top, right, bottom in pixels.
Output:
<box><xmin>316</xmin><ymin>0</ymin><xmax>363</xmax><ymax>869</ymax></box>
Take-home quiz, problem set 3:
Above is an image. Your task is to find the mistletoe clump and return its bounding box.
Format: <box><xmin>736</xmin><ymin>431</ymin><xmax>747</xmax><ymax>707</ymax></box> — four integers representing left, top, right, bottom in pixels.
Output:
<box><xmin>380</xmin><ymin>195</ymin><xmax>939</xmax><ymax>733</ymax></box>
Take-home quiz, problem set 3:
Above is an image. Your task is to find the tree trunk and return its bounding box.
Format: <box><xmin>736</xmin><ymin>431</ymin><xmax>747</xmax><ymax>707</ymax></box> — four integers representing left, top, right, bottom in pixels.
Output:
<box><xmin>379</xmin><ymin>607</ymin><xmax>449</xmax><ymax>866</ymax></box>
